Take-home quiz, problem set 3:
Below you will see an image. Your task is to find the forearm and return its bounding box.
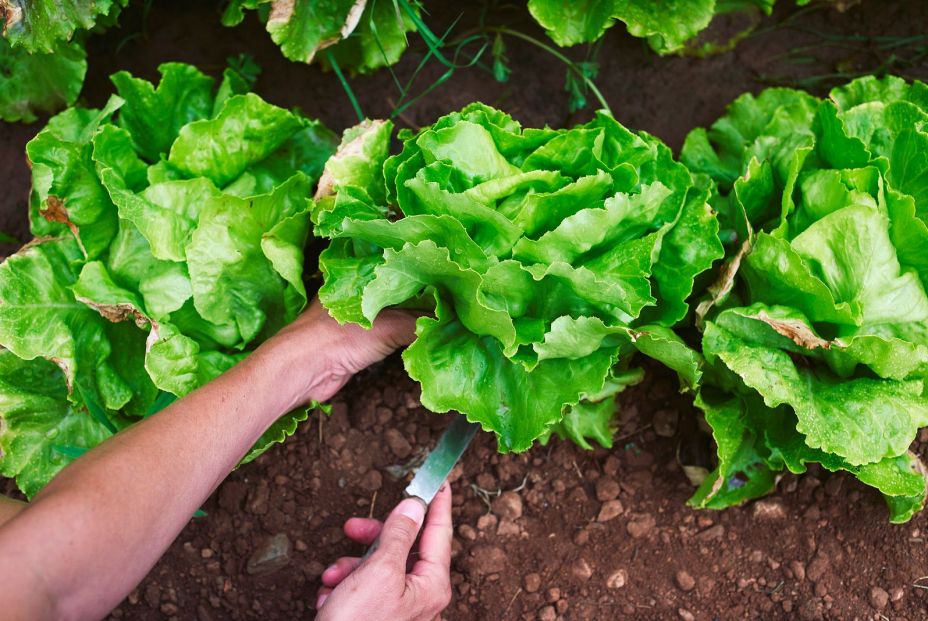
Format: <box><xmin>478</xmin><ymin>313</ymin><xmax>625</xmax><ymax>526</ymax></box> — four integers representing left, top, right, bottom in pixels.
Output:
<box><xmin>0</xmin><ymin>338</ymin><xmax>324</xmax><ymax>621</ymax></box>
<box><xmin>0</xmin><ymin>496</ymin><xmax>25</xmax><ymax>528</ymax></box>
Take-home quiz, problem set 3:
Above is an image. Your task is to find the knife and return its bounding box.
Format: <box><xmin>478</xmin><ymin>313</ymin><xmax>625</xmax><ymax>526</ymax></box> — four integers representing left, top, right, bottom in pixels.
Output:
<box><xmin>362</xmin><ymin>414</ymin><xmax>479</xmax><ymax>559</ymax></box>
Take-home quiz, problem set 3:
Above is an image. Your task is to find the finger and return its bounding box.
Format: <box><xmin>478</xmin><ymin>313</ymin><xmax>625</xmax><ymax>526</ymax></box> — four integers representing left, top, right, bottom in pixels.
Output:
<box><xmin>321</xmin><ymin>556</ymin><xmax>362</xmax><ymax>587</ymax></box>
<box><xmin>372</xmin><ymin>497</ymin><xmax>426</xmax><ymax>569</ymax></box>
<box><xmin>344</xmin><ymin>517</ymin><xmax>383</xmax><ymax>545</ymax></box>
<box><xmin>412</xmin><ymin>484</ymin><xmax>453</xmax><ymax>579</ymax></box>
<box><xmin>374</xmin><ymin>310</ymin><xmax>418</xmax><ymax>348</ymax></box>
<box><xmin>315</xmin><ymin>586</ymin><xmax>333</xmax><ymax>610</ymax></box>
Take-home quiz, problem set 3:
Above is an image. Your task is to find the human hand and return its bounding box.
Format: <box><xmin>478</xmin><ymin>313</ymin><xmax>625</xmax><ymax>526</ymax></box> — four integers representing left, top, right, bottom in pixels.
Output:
<box><xmin>314</xmin><ymin>484</ymin><xmax>454</xmax><ymax>621</ymax></box>
<box><xmin>259</xmin><ymin>297</ymin><xmax>417</xmax><ymax>405</ymax></box>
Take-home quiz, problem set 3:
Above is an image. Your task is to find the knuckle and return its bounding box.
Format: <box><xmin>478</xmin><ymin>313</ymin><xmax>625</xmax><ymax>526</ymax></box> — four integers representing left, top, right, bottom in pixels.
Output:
<box><xmin>391</xmin><ymin>516</ymin><xmax>419</xmax><ymax>541</ymax></box>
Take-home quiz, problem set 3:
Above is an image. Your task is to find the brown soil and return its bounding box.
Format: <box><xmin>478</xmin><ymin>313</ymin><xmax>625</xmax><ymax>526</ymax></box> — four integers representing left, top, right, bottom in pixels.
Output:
<box><xmin>2</xmin><ymin>1</ymin><xmax>928</xmax><ymax>619</ymax></box>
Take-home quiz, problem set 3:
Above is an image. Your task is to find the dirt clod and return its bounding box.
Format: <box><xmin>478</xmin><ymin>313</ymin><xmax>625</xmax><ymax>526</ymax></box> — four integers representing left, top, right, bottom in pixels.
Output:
<box><xmin>571</xmin><ymin>558</ymin><xmax>593</xmax><ymax>581</ymax></box>
<box><xmin>696</xmin><ymin>524</ymin><xmax>725</xmax><ymax>541</ymax></box>
<box><xmin>652</xmin><ymin>409</ymin><xmax>678</xmax><ymax>437</ymax></box>
<box><xmin>466</xmin><ymin>545</ymin><xmax>507</xmax><ymax>577</ymax></box>
<box><xmin>492</xmin><ymin>491</ymin><xmax>523</xmax><ymax>520</ymax></box>
<box><xmin>606</xmin><ymin>569</ymin><xmax>628</xmax><ymax>589</ymax></box>
<box><xmin>537</xmin><ymin>605</ymin><xmax>556</xmax><ymax>621</ymax></box>
<box><xmin>594</xmin><ymin>477</ymin><xmax>620</xmax><ymax>502</ymax></box>
<box><xmin>359</xmin><ymin>470</ymin><xmax>382</xmax><ymax>492</ymax></box>
<box><xmin>807</xmin><ymin>554</ymin><xmax>830</xmax><ymax>583</ymax></box>
<box><xmin>675</xmin><ymin>570</ymin><xmax>696</xmax><ymax>592</ymax></box>
<box><xmin>869</xmin><ymin>586</ymin><xmax>889</xmax><ymax>610</ymax></box>
<box><xmin>384</xmin><ymin>428</ymin><xmax>412</xmax><ymax>459</ymax></box>
<box><xmin>597</xmin><ymin>500</ymin><xmax>624</xmax><ymax>522</ymax></box>
<box><xmin>626</xmin><ymin>514</ymin><xmax>656</xmax><ymax>539</ymax></box>
<box><xmin>524</xmin><ymin>573</ymin><xmax>542</xmax><ymax>593</ymax></box>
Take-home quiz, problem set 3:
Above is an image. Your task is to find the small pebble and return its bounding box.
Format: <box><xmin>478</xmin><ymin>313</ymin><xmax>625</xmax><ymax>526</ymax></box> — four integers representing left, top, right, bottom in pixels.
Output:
<box><xmin>652</xmin><ymin>409</ymin><xmax>678</xmax><ymax>437</ymax></box>
<box><xmin>246</xmin><ymin>534</ymin><xmax>292</xmax><ymax>576</ymax></box>
<box><xmin>597</xmin><ymin>500</ymin><xmax>624</xmax><ymax>522</ymax></box>
<box><xmin>524</xmin><ymin>573</ymin><xmax>542</xmax><ymax>593</ymax></box>
<box><xmin>571</xmin><ymin>558</ymin><xmax>593</xmax><ymax>581</ymax></box>
<box><xmin>869</xmin><ymin>586</ymin><xmax>889</xmax><ymax>610</ymax></box>
<box><xmin>595</xmin><ymin>477</ymin><xmax>621</xmax><ymax>502</ymax></box>
<box><xmin>491</xmin><ymin>491</ymin><xmax>523</xmax><ymax>520</ymax></box>
<box><xmin>606</xmin><ymin>569</ymin><xmax>628</xmax><ymax>589</ymax></box>
<box><xmin>675</xmin><ymin>570</ymin><xmax>696</xmax><ymax>592</ymax></box>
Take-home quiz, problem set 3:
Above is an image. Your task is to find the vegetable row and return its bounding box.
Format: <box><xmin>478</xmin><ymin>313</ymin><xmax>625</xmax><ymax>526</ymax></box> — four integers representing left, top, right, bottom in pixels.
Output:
<box><xmin>2</xmin><ymin>1</ymin><xmax>838</xmax><ymax>123</ymax></box>
<box><xmin>1</xmin><ymin>63</ymin><xmax>925</xmax><ymax>522</ymax></box>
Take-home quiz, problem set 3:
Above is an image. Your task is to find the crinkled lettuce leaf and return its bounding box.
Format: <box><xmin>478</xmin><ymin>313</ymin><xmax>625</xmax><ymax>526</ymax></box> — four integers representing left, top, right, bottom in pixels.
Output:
<box><xmin>1</xmin><ymin>0</ymin><xmax>127</xmax><ymax>53</ymax></box>
<box><xmin>528</xmin><ymin>0</ymin><xmax>791</xmax><ymax>54</ymax></box>
<box><xmin>0</xmin><ymin>37</ymin><xmax>86</xmax><ymax>123</ymax></box>
<box><xmin>314</xmin><ymin>104</ymin><xmax>722</xmax><ymax>451</ymax></box>
<box><xmin>683</xmin><ymin>75</ymin><xmax>928</xmax><ymax>521</ymax></box>
<box><xmin>0</xmin><ymin>350</ymin><xmax>112</xmax><ymax>498</ymax></box>
<box><xmin>222</xmin><ymin>0</ymin><xmax>418</xmax><ymax>75</ymax></box>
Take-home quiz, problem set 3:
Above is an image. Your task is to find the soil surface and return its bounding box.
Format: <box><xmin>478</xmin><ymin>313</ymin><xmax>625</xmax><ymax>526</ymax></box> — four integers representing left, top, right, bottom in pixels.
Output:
<box><xmin>2</xmin><ymin>1</ymin><xmax>928</xmax><ymax>619</ymax></box>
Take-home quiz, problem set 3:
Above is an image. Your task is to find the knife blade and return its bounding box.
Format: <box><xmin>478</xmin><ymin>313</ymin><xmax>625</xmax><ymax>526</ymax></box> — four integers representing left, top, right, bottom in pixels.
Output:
<box><xmin>405</xmin><ymin>414</ymin><xmax>479</xmax><ymax>503</ymax></box>
<box><xmin>362</xmin><ymin>414</ymin><xmax>479</xmax><ymax>560</ymax></box>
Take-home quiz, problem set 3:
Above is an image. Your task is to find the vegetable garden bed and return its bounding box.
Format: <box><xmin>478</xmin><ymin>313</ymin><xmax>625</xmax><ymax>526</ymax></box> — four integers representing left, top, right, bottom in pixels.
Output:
<box><xmin>1</xmin><ymin>1</ymin><xmax>928</xmax><ymax>619</ymax></box>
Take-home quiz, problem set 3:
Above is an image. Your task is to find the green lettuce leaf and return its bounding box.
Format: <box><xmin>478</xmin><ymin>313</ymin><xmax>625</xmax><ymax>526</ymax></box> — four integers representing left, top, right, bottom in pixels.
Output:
<box><xmin>0</xmin><ymin>37</ymin><xmax>86</xmax><ymax>123</ymax></box>
<box><xmin>527</xmin><ymin>0</ymin><xmax>616</xmax><ymax>47</ymax></box>
<box><xmin>0</xmin><ymin>351</ymin><xmax>111</xmax><ymax>499</ymax></box>
<box><xmin>223</xmin><ymin>0</ymin><xmax>418</xmax><ymax>74</ymax></box>
<box><xmin>1</xmin><ymin>0</ymin><xmax>126</xmax><ymax>53</ymax></box>
<box><xmin>315</xmin><ymin>104</ymin><xmax>722</xmax><ymax>451</ymax></box>
<box><xmin>528</xmin><ymin>0</ymin><xmax>803</xmax><ymax>55</ymax></box>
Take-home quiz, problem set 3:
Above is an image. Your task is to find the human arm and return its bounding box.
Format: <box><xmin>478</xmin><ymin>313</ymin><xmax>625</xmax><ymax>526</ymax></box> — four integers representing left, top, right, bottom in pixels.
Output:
<box><xmin>0</xmin><ymin>495</ymin><xmax>25</xmax><ymax>528</ymax></box>
<box><xmin>0</xmin><ymin>299</ymin><xmax>415</xmax><ymax>621</ymax></box>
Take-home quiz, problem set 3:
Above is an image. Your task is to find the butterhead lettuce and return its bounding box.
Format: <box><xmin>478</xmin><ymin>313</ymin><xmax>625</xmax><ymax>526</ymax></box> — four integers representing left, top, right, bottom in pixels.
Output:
<box><xmin>313</xmin><ymin>106</ymin><xmax>723</xmax><ymax>451</ymax></box>
<box><xmin>682</xmin><ymin>75</ymin><xmax>928</xmax><ymax>522</ymax></box>
<box><xmin>0</xmin><ymin>62</ymin><xmax>337</xmax><ymax>497</ymax></box>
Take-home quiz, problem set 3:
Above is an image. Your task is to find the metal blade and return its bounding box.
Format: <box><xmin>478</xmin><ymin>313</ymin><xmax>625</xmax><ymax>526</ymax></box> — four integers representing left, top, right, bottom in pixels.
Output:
<box><xmin>405</xmin><ymin>414</ymin><xmax>479</xmax><ymax>504</ymax></box>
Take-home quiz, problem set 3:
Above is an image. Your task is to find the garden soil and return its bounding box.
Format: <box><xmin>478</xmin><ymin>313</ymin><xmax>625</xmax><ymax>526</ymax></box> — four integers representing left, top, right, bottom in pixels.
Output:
<box><xmin>2</xmin><ymin>1</ymin><xmax>928</xmax><ymax>619</ymax></box>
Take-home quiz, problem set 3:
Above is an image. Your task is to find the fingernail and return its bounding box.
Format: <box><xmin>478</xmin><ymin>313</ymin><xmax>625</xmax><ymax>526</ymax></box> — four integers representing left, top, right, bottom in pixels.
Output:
<box><xmin>322</xmin><ymin>564</ymin><xmax>336</xmax><ymax>576</ymax></box>
<box><xmin>316</xmin><ymin>594</ymin><xmax>328</xmax><ymax>609</ymax></box>
<box><xmin>398</xmin><ymin>497</ymin><xmax>427</xmax><ymax>526</ymax></box>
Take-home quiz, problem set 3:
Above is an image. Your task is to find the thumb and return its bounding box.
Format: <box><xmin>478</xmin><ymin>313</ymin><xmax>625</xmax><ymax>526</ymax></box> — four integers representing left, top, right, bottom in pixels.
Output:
<box><xmin>372</xmin><ymin>498</ymin><xmax>427</xmax><ymax>568</ymax></box>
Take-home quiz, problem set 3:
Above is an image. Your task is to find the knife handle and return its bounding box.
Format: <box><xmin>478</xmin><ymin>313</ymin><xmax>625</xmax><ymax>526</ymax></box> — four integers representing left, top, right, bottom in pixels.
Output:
<box><xmin>361</xmin><ymin>536</ymin><xmax>380</xmax><ymax>561</ymax></box>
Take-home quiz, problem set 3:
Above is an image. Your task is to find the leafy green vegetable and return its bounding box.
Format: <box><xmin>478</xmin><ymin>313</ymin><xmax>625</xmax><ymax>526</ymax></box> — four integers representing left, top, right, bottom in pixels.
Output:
<box><xmin>314</xmin><ymin>106</ymin><xmax>722</xmax><ymax>451</ymax></box>
<box><xmin>682</xmin><ymin>75</ymin><xmax>928</xmax><ymax>522</ymax></box>
<box><xmin>0</xmin><ymin>0</ymin><xmax>127</xmax><ymax>123</ymax></box>
<box><xmin>0</xmin><ymin>62</ymin><xmax>337</xmax><ymax>497</ymax></box>
<box><xmin>0</xmin><ymin>37</ymin><xmax>87</xmax><ymax>123</ymax></box>
<box><xmin>222</xmin><ymin>0</ymin><xmax>418</xmax><ymax>75</ymax></box>
<box><xmin>527</xmin><ymin>0</ymin><xmax>801</xmax><ymax>54</ymax></box>
<box><xmin>0</xmin><ymin>0</ymin><xmax>126</xmax><ymax>53</ymax></box>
